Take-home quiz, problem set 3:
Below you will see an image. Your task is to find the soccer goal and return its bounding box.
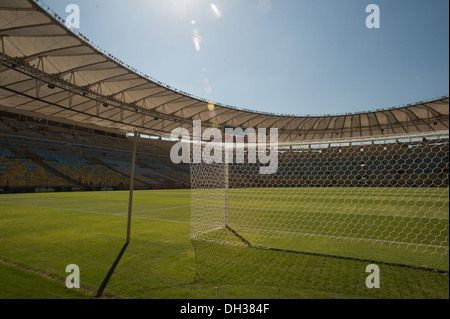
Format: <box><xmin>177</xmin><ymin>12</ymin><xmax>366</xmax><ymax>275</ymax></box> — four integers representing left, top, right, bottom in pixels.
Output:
<box><xmin>191</xmin><ymin>132</ymin><xmax>449</xmax><ymax>273</ymax></box>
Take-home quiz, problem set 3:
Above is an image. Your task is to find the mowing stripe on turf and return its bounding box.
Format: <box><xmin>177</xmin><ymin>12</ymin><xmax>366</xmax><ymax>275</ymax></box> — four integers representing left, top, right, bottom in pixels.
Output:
<box><xmin>231</xmin><ymin>225</ymin><xmax>449</xmax><ymax>249</ymax></box>
<box><xmin>0</xmin><ymin>203</ymin><xmax>190</xmax><ymax>224</ymax></box>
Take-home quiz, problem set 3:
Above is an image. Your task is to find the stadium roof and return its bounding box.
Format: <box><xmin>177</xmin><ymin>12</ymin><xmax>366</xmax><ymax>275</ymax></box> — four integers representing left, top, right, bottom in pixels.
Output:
<box><xmin>0</xmin><ymin>0</ymin><xmax>448</xmax><ymax>143</ymax></box>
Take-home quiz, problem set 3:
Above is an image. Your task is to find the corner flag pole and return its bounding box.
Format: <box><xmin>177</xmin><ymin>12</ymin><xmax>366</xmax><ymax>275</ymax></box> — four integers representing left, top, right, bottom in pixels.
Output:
<box><xmin>127</xmin><ymin>129</ymin><xmax>138</xmax><ymax>243</ymax></box>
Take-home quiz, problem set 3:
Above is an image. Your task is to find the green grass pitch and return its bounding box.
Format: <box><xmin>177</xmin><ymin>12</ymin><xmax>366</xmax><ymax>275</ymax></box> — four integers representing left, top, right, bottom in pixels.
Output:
<box><xmin>0</xmin><ymin>189</ymin><xmax>448</xmax><ymax>299</ymax></box>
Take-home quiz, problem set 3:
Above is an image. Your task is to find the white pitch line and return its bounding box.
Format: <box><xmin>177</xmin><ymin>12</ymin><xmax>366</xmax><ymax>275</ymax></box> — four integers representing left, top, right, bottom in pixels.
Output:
<box><xmin>133</xmin><ymin>205</ymin><xmax>191</xmax><ymax>214</ymax></box>
<box><xmin>0</xmin><ymin>203</ymin><xmax>190</xmax><ymax>224</ymax></box>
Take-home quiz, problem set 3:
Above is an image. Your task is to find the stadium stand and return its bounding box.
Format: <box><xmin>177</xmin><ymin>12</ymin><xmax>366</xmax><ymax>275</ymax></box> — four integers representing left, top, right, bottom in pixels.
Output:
<box><xmin>0</xmin><ymin>110</ymin><xmax>190</xmax><ymax>194</ymax></box>
<box><xmin>1</xmin><ymin>106</ymin><xmax>447</xmax><ymax>194</ymax></box>
<box><xmin>227</xmin><ymin>137</ymin><xmax>449</xmax><ymax>189</ymax></box>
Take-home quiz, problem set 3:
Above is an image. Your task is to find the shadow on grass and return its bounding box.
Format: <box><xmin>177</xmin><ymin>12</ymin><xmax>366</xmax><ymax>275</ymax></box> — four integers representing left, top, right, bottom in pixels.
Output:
<box><xmin>191</xmin><ymin>240</ymin><xmax>449</xmax><ymax>299</ymax></box>
<box><xmin>96</xmin><ymin>242</ymin><xmax>129</xmax><ymax>298</ymax></box>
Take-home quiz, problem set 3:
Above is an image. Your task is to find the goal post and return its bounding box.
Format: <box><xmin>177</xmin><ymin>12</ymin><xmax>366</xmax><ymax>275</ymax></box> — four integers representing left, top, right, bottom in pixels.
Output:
<box><xmin>191</xmin><ymin>131</ymin><xmax>449</xmax><ymax>274</ymax></box>
<box><xmin>126</xmin><ymin>129</ymin><xmax>138</xmax><ymax>244</ymax></box>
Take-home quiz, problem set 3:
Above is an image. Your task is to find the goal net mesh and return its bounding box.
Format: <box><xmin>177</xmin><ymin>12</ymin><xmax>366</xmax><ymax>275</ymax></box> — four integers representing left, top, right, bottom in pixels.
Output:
<box><xmin>190</xmin><ymin>134</ymin><xmax>449</xmax><ymax>288</ymax></box>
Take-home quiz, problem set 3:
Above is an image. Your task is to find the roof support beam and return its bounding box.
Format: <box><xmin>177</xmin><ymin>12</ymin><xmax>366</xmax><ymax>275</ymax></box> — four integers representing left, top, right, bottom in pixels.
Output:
<box><xmin>23</xmin><ymin>44</ymin><xmax>87</xmax><ymax>62</ymax></box>
<box><xmin>0</xmin><ymin>84</ymin><xmax>167</xmax><ymax>136</ymax></box>
<box><xmin>0</xmin><ymin>36</ymin><xmax>4</xmax><ymax>72</ymax></box>
<box><xmin>0</xmin><ymin>53</ymin><xmax>211</xmax><ymax>130</ymax></box>
<box><xmin>0</xmin><ymin>23</ymin><xmax>55</xmax><ymax>35</ymax></box>
<box><xmin>0</xmin><ymin>7</ymin><xmax>36</xmax><ymax>12</ymax></box>
<box><xmin>35</xmin><ymin>56</ymin><xmax>44</xmax><ymax>98</ymax></box>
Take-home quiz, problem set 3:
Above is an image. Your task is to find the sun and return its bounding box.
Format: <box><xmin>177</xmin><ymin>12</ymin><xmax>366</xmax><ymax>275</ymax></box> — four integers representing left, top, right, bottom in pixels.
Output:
<box><xmin>168</xmin><ymin>0</ymin><xmax>210</xmax><ymax>20</ymax></box>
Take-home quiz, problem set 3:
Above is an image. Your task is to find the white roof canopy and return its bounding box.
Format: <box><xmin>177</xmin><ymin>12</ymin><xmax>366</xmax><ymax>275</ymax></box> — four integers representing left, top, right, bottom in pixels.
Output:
<box><xmin>0</xmin><ymin>0</ymin><xmax>448</xmax><ymax>142</ymax></box>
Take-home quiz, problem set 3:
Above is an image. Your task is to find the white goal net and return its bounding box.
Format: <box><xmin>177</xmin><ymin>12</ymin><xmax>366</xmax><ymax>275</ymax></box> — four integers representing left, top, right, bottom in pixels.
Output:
<box><xmin>191</xmin><ymin>132</ymin><xmax>449</xmax><ymax>276</ymax></box>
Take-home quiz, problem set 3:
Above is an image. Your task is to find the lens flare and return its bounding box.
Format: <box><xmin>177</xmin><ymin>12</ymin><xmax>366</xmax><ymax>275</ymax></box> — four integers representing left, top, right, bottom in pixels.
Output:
<box><xmin>210</xmin><ymin>4</ymin><xmax>222</xmax><ymax>19</ymax></box>
<box><xmin>192</xmin><ymin>29</ymin><xmax>202</xmax><ymax>51</ymax></box>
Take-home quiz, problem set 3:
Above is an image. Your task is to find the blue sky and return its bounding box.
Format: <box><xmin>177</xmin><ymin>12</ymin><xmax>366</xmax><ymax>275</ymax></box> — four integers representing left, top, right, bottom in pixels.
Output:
<box><xmin>43</xmin><ymin>0</ymin><xmax>449</xmax><ymax>116</ymax></box>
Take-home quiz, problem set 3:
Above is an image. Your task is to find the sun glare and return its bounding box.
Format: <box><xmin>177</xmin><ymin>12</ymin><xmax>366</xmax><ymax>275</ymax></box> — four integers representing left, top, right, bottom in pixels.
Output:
<box><xmin>168</xmin><ymin>0</ymin><xmax>211</xmax><ymax>20</ymax></box>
